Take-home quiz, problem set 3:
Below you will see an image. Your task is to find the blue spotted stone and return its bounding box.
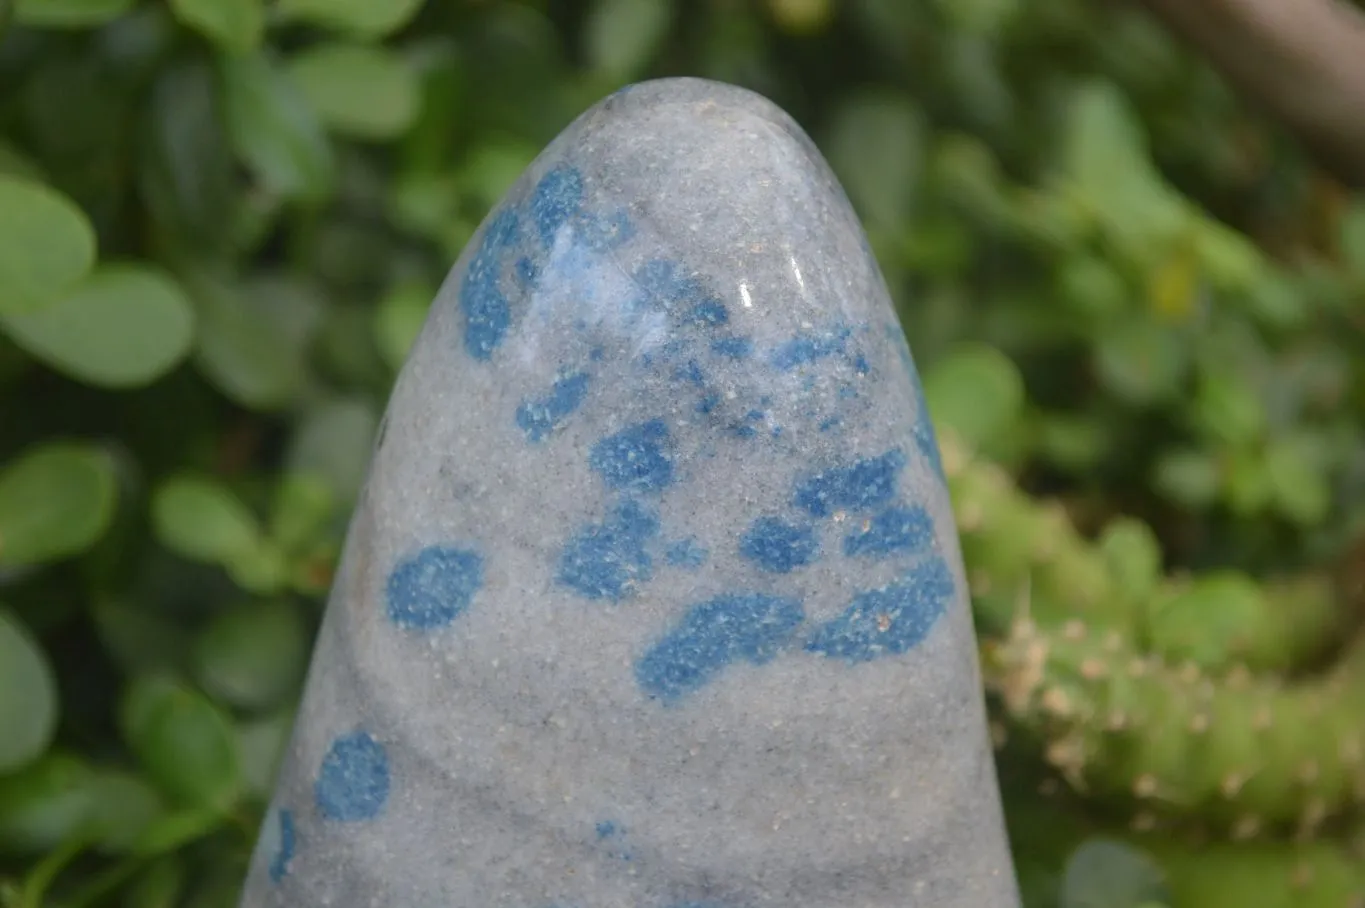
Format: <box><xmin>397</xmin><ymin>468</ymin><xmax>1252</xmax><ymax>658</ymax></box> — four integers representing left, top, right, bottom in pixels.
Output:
<box><xmin>843</xmin><ymin>504</ymin><xmax>934</xmax><ymax>558</ymax></box>
<box><xmin>589</xmin><ymin>419</ymin><xmax>674</xmax><ymax>493</ymax></box>
<box><xmin>557</xmin><ymin>498</ymin><xmax>659</xmax><ymax>601</ymax></box>
<box><xmin>636</xmin><ymin>592</ymin><xmax>805</xmax><ymax>703</ymax></box>
<box><xmin>739</xmin><ymin>517</ymin><xmax>819</xmax><ymax>573</ymax></box>
<box><xmin>240</xmin><ymin>77</ymin><xmax>1019</xmax><ymax>908</ymax></box>
<box><xmin>315</xmin><ymin>731</ymin><xmax>390</xmax><ymax>822</ymax></box>
<box><xmin>517</xmin><ymin>371</ymin><xmax>591</xmax><ymax>442</ymax></box>
<box><xmin>793</xmin><ymin>449</ymin><xmax>907</xmax><ymax>518</ymax></box>
<box><xmin>267</xmin><ymin>808</ymin><xmax>294</xmax><ymax>883</ymax></box>
<box><xmin>386</xmin><ymin>545</ymin><xmax>484</xmax><ymax>630</ymax></box>
<box><xmin>805</xmin><ymin>557</ymin><xmax>956</xmax><ymax>662</ymax></box>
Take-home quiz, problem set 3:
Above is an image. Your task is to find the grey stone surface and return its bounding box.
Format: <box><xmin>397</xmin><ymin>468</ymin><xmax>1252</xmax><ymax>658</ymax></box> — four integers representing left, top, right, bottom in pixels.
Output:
<box><xmin>239</xmin><ymin>77</ymin><xmax>1021</xmax><ymax>908</ymax></box>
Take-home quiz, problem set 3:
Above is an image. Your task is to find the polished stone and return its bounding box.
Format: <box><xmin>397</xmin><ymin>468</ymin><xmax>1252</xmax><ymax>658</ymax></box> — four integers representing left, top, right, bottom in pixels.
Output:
<box><xmin>239</xmin><ymin>77</ymin><xmax>1020</xmax><ymax>908</ymax></box>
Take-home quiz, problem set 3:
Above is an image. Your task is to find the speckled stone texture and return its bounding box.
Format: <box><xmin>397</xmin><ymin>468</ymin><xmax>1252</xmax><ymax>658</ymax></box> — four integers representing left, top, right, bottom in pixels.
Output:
<box><xmin>238</xmin><ymin>77</ymin><xmax>1020</xmax><ymax>908</ymax></box>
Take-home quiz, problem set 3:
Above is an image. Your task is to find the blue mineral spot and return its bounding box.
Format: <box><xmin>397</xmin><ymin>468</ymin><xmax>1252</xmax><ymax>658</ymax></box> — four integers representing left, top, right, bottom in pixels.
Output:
<box><xmin>460</xmin><ymin>208</ymin><xmax>519</xmax><ymax>360</ymax></box>
<box><xmin>267</xmin><ymin>808</ymin><xmax>295</xmax><ymax>883</ymax></box>
<box><xmin>596</xmin><ymin>820</ymin><xmax>621</xmax><ymax>839</ymax></box>
<box><xmin>844</xmin><ymin>504</ymin><xmax>934</xmax><ymax>558</ymax></box>
<box><xmin>912</xmin><ymin>383</ymin><xmax>945</xmax><ymax>480</ymax></box>
<box><xmin>557</xmin><ymin>499</ymin><xmax>659</xmax><ymax>601</ymax></box>
<box><xmin>589</xmin><ymin>345</ymin><xmax>605</xmax><ymax>361</ymax></box>
<box><xmin>819</xmin><ymin>416</ymin><xmax>840</xmax><ymax>433</ymax></box>
<box><xmin>386</xmin><ymin>545</ymin><xmax>484</xmax><ymax>630</ymax></box>
<box><xmin>793</xmin><ymin>448</ymin><xmax>907</xmax><ymax>517</ymax></box>
<box><xmin>770</xmin><ymin>326</ymin><xmax>852</xmax><ymax>371</ymax></box>
<box><xmin>672</xmin><ymin>359</ymin><xmax>705</xmax><ymax>387</ymax></box>
<box><xmin>634</xmin><ymin>259</ymin><xmax>706</xmax><ymax>310</ymax></box>
<box><xmin>696</xmin><ymin>393</ymin><xmax>720</xmax><ymax>415</ymax></box>
<box><xmin>315</xmin><ymin>731</ymin><xmax>390</xmax><ymax>822</ymax></box>
<box><xmin>636</xmin><ymin>592</ymin><xmax>805</xmax><ymax>703</ymax></box>
<box><xmin>710</xmin><ymin>336</ymin><xmax>752</xmax><ymax>359</ymax></box>
<box><xmin>854</xmin><ymin>353</ymin><xmax>871</xmax><ymax>375</ymax></box>
<box><xmin>579</xmin><ymin>208</ymin><xmax>636</xmax><ymax>251</ymax></box>
<box><xmin>665</xmin><ymin>538</ymin><xmax>708</xmax><ymax>568</ymax></box>
<box><xmin>515</xmin><ymin>255</ymin><xmax>538</xmax><ymax>286</ymax></box>
<box><xmin>688</xmin><ymin>299</ymin><xmax>729</xmax><ymax>327</ymax></box>
<box><xmin>517</xmin><ymin>371</ymin><xmax>591</xmax><ymax>442</ymax></box>
<box><xmin>531</xmin><ymin>164</ymin><xmax>584</xmax><ymax>246</ymax></box>
<box><xmin>740</xmin><ymin>517</ymin><xmax>819</xmax><ymax>573</ymax></box>
<box><xmin>589</xmin><ymin>419</ymin><xmax>674</xmax><ymax>493</ymax></box>
<box><xmin>804</xmin><ymin>556</ymin><xmax>955</xmax><ymax>662</ymax></box>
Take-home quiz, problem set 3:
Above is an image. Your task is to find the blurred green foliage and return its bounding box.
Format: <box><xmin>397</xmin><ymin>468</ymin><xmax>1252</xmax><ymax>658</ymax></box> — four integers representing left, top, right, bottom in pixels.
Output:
<box><xmin>0</xmin><ymin>0</ymin><xmax>1363</xmax><ymax>905</ymax></box>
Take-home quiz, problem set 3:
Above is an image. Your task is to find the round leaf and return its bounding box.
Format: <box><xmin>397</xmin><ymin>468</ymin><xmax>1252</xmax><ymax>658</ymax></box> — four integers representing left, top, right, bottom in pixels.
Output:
<box><xmin>237</xmin><ymin>709</ymin><xmax>294</xmax><ymax>798</ymax></box>
<box><xmin>923</xmin><ymin>343</ymin><xmax>1025</xmax><ymax>455</ymax></box>
<box><xmin>220</xmin><ymin>51</ymin><xmax>335</xmax><ymax>202</ymax></box>
<box><xmin>288</xmin><ymin>43</ymin><xmax>421</xmax><ymax>140</ymax></box>
<box><xmin>373</xmin><ymin>282</ymin><xmax>431</xmax><ymax>371</ymax></box>
<box><xmin>0</xmin><ymin>443</ymin><xmax>117</xmax><ymax>569</ymax></box>
<box><xmin>0</xmin><ymin>609</ymin><xmax>58</xmax><ymax>772</ymax></box>
<box><xmin>120</xmin><ymin>676</ymin><xmax>242</xmax><ymax>811</ymax></box>
<box><xmin>276</xmin><ymin>0</ymin><xmax>423</xmax><ymax>38</ymax></box>
<box><xmin>14</xmin><ymin>0</ymin><xmax>132</xmax><ymax>28</ymax></box>
<box><xmin>1062</xmin><ymin>838</ymin><xmax>1169</xmax><ymax>908</ymax></box>
<box><xmin>584</xmin><ymin>0</ymin><xmax>672</xmax><ymax>79</ymax></box>
<box><xmin>193</xmin><ymin>600</ymin><xmax>308</xmax><ymax>711</ymax></box>
<box><xmin>0</xmin><ymin>752</ymin><xmax>95</xmax><ymax>855</ymax></box>
<box><xmin>825</xmin><ymin>91</ymin><xmax>923</xmax><ymax>229</ymax></box>
<box><xmin>0</xmin><ymin>264</ymin><xmax>195</xmax><ymax>388</ymax></box>
<box><xmin>0</xmin><ymin>175</ymin><xmax>96</xmax><ymax>314</ymax></box>
<box><xmin>184</xmin><ymin>269</ymin><xmax>309</xmax><ymax>411</ymax></box>
<box><xmin>152</xmin><ymin>476</ymin><xmax>262</xmax><ymax>566</ymax></box>
<box><xmin>86</xmin><ymin>770</ymin><xmax>167</xmax><ymax>854</ymax></box>
<box><xmin>168</xmin><ymin>0</ymin><xmax>262</xmax><ymax>53</ymax></box>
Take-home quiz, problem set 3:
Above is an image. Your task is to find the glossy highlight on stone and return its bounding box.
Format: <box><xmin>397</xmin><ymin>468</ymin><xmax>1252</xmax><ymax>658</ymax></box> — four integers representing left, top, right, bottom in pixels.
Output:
<box><xmin>240</xmin><ymin>77</ymin><xmax>1020</xmax><ymax>908</ymax></box>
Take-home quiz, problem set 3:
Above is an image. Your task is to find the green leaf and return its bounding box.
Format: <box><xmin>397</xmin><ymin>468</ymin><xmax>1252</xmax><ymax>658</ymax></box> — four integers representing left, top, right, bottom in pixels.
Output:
<box><xmin>13</xmin><ymin>0</ymin><xmax>132</xmax><ymax>28</ymax></box>
<box><xmin>374</xmin><ymin>282</ymin><xmax>431</xmax><ymax>370</ymax></box>
<box><xmin>0</xmin><ymin>175</ymin><xmax>96</xmax><ymax>315</ymax></box>
<box><xmin>91</xmin><ymin>598</ymin><xmax>189</xmax><ymax>678</ymax></box>
<box><xmin>0</xmin><ymin>443</ymin><xmax>117</xmax><ymax>569</ymax></box>
<box><xmin>923</xmin><ymin>343</ymin><xmax>1025</xmax><ymax>455</ymax></box>
<box><xmin>124</xmin><ymin>858</ymin><xmax>185</xmax><ymax>908</ymax></box>
<box><xmin>1340</xmin><ymin>197</ymin><xmax>1365</xmax><ymax>278</ymax></box>
<box><xmin>184</xmin><ymin>269</ymin><xmax>309</xmax><ymax>411</ymax></box>
<box><xmin>1153</xmin><ymin>448</ymin><xmax>1221</xmax><ymax>509</ymax></box>
<box><xmin>1094</xmin><ymin>318</ymin><xmax>1188</xmax><ymax>404</ymax></box>
<box><xmin>584</xmin><ymin>0</ymin><xmax>672</xmax><ymax>79</ymax></box>
<box><xmin>1191</xmin><ymin>369</ymin><xmax>1264</xmax><ymax>448</ymax></box>
<box><xmin>277</xmin><ymin>0</ymin><xmax>423</xmax><ymax>37</ymax></box>
<box><xmin>0</xmin><ymin>609</ymin><xmax>58</xmax><ymax>773</ymax></box>
<box><xmin>220</xmin><ymin>51</ymin><xmax>335</xmax><ymax>202</ymax></box>
<box><xmin>825</xmin><ymin>90</ymin><xmax>923</xmax><ymax>229</ymax></box>
<box><xmin>0</xmin><ymin>753</ymin><xmax>95</xmax><ymax>855</ymax></box>
<box><xmin>193</xmin><ymin>600</ymin><xmax>308</xmax><ymax>712</ymax></box>
<box><xmin>85</xmin><ymin>770</ymin><xmax>166</xmax><ymax>854</ymax></box>
<box><xmin>269</xmin><ymin>473</ymin><xmax>336</xmax><ymax>551</ymax></box>
<box><xmin>1264</xmin><ymin>433</ymin><xmax>1331</xmax><ymax>526</ymax></box>
<box><xmin>237</xmin><ymin>709</ymin><xmax>294</xmax><ymax>798</ymax></box>
<box><xmin>137</xmin><ymin>62</ymin><xmax>239</xmax><ymax>258</ymax></box>
<box><xmin>120</xmin><ymin>676</ymin><xmax>242</xmax><ymax>811</ymax></box>
<box><xmin>1062</xmin><ymin>81</ymin><xmax>1186</xmax><ymax>260</ymax></box>
<box><xmin>151</xmin><ymin>476</ymin><xmax>262</xmax><ymax>566</ymax></box>
<box><xmin>0</xmin><ymin>264</ymin><xmax>195</xmax><ymax>388</ymax></box>
<box><xmin>1062</xmin><ymin>838</ymin><xmax>1169</xmax><ymax>908</ymax></box>
<box><xmin>288</xmin><ymin>43</ymin><xmax>421</xmax><ymax>140</ymax></box>
<box><xmin>168</xmin><ymin>0</ymin><xmax>262</xmax><ymax>53</ymax></box>
<box><xmin>285</xmin><ymin>398</ymin><xmax>379</xmax><ymax>501</ymax></box>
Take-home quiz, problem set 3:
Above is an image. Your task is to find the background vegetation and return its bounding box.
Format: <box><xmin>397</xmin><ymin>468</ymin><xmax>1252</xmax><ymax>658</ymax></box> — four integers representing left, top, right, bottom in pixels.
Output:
<box><xmin>0</xmin><ymin>0</ymin><xmax>1362</xmax><ymax>905</ymax></box>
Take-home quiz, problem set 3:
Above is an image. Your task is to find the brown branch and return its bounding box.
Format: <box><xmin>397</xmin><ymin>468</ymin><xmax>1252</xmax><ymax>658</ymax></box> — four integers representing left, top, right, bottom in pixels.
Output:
<box><xmin>1136</xmin><ymin>0</ymin><xmax>1365</xmax><ymax>186</ymax></box>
